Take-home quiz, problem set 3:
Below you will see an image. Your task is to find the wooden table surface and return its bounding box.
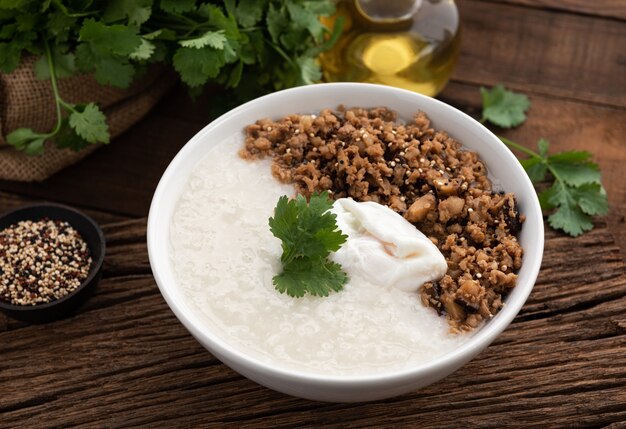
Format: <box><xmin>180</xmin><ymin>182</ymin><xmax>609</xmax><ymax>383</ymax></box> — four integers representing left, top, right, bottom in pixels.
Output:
<box><xmin>1</xmin><ymin>1</ymin><xmax>625</xmax><ymax>427</ymax></box>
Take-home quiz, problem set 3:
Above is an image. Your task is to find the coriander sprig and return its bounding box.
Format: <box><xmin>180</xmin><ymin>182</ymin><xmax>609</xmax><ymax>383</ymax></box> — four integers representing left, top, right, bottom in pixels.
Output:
<box><xmin>479</xmin><ymin>85</ymin><xmax>608</xmax><ymax>237</ymax></box>
<box><xmin>6</xmin><ymin>38</ymin><xmax>109</xmax><ymax>154</ymax></box>
<box><xmin>269</xmin><ymin>192</ymin><xmax>348</xmax><ymax>298</ymax></box>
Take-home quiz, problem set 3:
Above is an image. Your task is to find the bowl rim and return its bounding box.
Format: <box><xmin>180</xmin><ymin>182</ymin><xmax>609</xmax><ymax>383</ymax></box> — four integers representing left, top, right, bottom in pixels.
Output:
<box><xmin>148</xmin><ymin>82</ymin><xmax>544</xmax><ymax>385</ymax></box>
<box><xmin>0</xmin><ymin>203</ymin><xmax>106</xmax><ymax>312</ymax></box>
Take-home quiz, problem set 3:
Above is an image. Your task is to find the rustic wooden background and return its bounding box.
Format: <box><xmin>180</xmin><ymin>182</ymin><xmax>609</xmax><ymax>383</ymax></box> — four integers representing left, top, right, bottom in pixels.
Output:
<box><xmin>1</xmin><ymin>0</ymin><xmax>625</xmax><ymax>427</ymax></box>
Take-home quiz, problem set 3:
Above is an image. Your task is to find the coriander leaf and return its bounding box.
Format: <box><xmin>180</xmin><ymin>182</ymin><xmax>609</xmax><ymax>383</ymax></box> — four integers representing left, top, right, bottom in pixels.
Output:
<box><xmin>226</xmin><ymin>60</ymin><xmax>244</xmax><ymax>88</ymax></box>
<box><xmin>269</xmin><ymin>195</ymin><xmax>298</xmax><ymax>245</ymax></box>
<box><xmin>34</xmin><ymin>50</ymin><xmax>76</xmax><ymax>80</ymax></box>
<box><xmin>266</xmin><ymin>3</ymin><xmax>285</xmax><ymax>44</ymax></box>
<box><xmin>46</xmin><ymin>11</ymin><xmax>76</xmax><ymax>43</ymax></box>
<box><xmin>159</xmin><ymin>0</ymin><xmax>195</xmax><ymax>14</ymax></box>
<box><xmin>547</xmin><ymin>151</ymin><xmax>592</xmax><ymax>163</ymax></box>
<box><xmin>6</xmin><ymin>128</ymin><xmax>47</xmax><ymax>155</ymax></box>
<box><xmin>287</xmin><ymin>2</ymin><xmax>325</xmax><ymax>41</ymax></box>
<box><xmin>548</xmin><ymin>199</ymin><xmax>593</xmax><ymax>237</ymax></box>
<box><xmin>173</xmin><ymin>46</ymin><xmax>225</xmax><ymax>87</ymax></box>
<box><xmin>480</xmin><ymin>85</ymin><xmax>530</xmax><ymax>128</ymax></box>
<box><xmin>519</xmin><ymin>157</ymin><xmax>547</xmax><ymax>183</ymax></box>
<box><xmin>571</xmin><ymin>183</ymin><xmax>608</xmax><ymax>216</ymax></box>
<box><xmin>104</xmin><ymin>0</ymin><xmax>153</xmax><ymax>26</ymax></box>
<box><xmin>55</xmin><ymin>119</ymin><xmax>91</xmax><ymax>151</ymax></box>
<box><xmin>538</xmin><ymin>187</ymin><xmax>555</xmax><ymax>211</ymax></box>
<box><xmin>92</xmin><ymin>56</ymin><xmax>136</xmax><ymax>88</ymax></box>
<box><xmin>68</xmin><ymin>103</ymin><xmax>110</xmax><ymax>144</ymax></box>
<box><xmin>15</xmin><ymin>13</ymin><xmax>37</xmax><ymax>31</ymax></box>
<box><xmin>199</xmin><ymin>3</ymin><xmax>239</xmax><ymax>38</ymax></box>
<box><xmin>23</xmin><ymin>138</ymin><xmax>46</xmax><ymax>155</ymax></box>
<box><xmin>546</xmin><ymin>181</ymin><xmax>593</xmax><ymax>236</ymax></box>
<box><xmin>537</xmin><ymin>138</ymin><xmax>549</xmax><ymax>157</ymax></box>
<box><xmin>129</xmin><ymin>38</ymin><xmax>155</xmax><ymax>60</ymax></box>
<box><xmin>549</xmin><ymin>161</ymin><xmax>601</xmax><ymax>187</ymax></box>
<box><xmin>6</xmin><ymin>128</ymin><xmax>43</xmax><ymax>148</ymax></box>
<box><xmin>296</xmin><ymin>56</ymin><xmax>322</xmax><ymax>85</ymax></box>
<box><xmin>236</xmin><ymin>0</ymin><xmax>265</xmax><ymax>27</ymax></box>
<box><xmin>79</xmin><ymin>19</ymin><xmax>141</xmax><ymax>56</ymax></box>
<box><xmin>180</xmin><ymin>30</ymin><xmax>227</xmax><ymax>50</ymax></box>
<box><xmin>269</xmin><ymin>192</ymin><xmax>348</xmax><ymax>298</ymax></box>
<box><xmin>273</xmin><ymin>257</ymin><xmax>347</xmax><ymax>298</ymax></box>
<box><xmin>0</xmin><ymin>42</ymin><xmax>22</xmax><ymax>73</ymax></box>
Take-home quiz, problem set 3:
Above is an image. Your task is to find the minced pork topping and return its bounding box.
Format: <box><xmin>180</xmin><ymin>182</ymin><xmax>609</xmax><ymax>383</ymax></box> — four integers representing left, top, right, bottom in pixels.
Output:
<box><xmin>240</xmin><ymin>106</ymin><xmax>524</xmax><ymax>332</ymax></box>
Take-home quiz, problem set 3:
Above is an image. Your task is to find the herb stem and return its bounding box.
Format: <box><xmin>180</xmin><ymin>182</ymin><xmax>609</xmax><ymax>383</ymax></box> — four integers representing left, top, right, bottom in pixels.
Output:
<box><xmin>267</xmin><ymin>40</ymin><xmax>295</xmax><ymax>66</ymax></box>
<box><xmin>499</xmin><ymin>136</ymin><xmax>540</xmax><ymax>158</ymax></box>
<box><xmin>43</xmin><ymin>38</ymin><xmax>64</xmax><ymax>136</ymax></box>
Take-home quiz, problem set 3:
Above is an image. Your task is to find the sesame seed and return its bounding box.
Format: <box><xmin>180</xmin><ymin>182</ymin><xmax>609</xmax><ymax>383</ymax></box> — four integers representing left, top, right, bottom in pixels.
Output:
<box><xmin>390</xmin><ymin>161</ymin><xmax>396</xmax><ymax>167</ymax></box>
<box><xmin>400</xmin><ymin>196</ymin><xmax>406</xmax><ymax>202</ymax></box>
<box><xmin>309</xmin><ymin>132</ymin><xmax>315</xmax><ymax>137</ymax></box>
<box><xmin>502</xmin><ymin>265</ymin><xmax>508</xmax><ymax>271</ymax></box>
<box><xmin>468</xmin><ymin>208</ymin><xmax>474</xmax><ymax>212</ymax></box>
<box><xmin>476</xmin><ymin>273</ymin><xmax>482</xmax><ymax>278</ymax></box>
<box><xmin>286</xmin><ymin>148</ymin><xmax>291</xmax><ymax>153</ymax></box>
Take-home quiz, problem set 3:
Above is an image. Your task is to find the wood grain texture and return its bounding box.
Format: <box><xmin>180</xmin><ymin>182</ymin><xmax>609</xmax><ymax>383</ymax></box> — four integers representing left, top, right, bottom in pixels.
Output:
<box><xmin>455</xmin><ymin>0</ymin><xmax>626</xmax><ymax>108</ymax></box>
<box><xmin>0</xmin><ymin>216</ymin><xmax>625</xmax><ymax>428</ymax></box>
<box><xmin>487</xmin><ymin>0</ymin><xmax>626</xmax><ymax>21</ymax></box>
<box><xmin>0</xmin><ymin>2</ymin><xmax>625</xmax><ymax>427</ymax></box>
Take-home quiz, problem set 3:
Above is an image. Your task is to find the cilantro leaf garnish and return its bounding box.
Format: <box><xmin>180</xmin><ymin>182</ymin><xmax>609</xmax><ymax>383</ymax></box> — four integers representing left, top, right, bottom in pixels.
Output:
<box><xmin>269</xmin><ymin>192</ymin><xmax>348</xmax><ymax>298</ymax></box>
<box><xmin>501</xmin><ymin>137</ymin><xmax>608</xmax><ymax>237</ymax></box>
<box><xmin>480</xmin><ymin>85</ymin><xmax>530</xmax><ymax>128</ymax></box>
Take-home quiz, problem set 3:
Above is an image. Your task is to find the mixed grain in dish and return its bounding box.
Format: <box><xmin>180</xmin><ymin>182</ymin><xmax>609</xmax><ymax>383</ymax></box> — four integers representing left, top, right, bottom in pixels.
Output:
<box><xmin>241</xmin><ymin>106</ymin><xmax>524</xmax><ymax>331</ymax></box>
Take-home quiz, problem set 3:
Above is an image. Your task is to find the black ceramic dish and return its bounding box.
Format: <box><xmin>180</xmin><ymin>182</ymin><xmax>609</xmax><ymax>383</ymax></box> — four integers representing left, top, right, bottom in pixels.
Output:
<box><xmin>0</xmin><ymin>204</ymin><xmax>105</xmax><ymax>323</ymax></box>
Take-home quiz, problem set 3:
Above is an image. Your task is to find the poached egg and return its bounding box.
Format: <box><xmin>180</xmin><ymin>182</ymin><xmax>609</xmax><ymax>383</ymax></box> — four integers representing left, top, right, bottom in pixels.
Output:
<box><xmin>330</xmin><ymin>198</ymin><xmax>447</xmax><ymax>292</ymax></box>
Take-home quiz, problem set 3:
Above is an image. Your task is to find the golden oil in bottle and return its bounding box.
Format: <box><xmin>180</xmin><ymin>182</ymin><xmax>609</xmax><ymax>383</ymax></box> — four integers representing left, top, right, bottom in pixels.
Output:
<box><xmin>320</xmin><ymin>0</ymin><xmax>461</xmax><ymax>97</ymax></box>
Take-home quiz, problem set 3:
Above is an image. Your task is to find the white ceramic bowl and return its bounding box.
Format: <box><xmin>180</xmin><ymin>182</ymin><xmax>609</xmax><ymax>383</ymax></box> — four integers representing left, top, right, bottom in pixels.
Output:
<box><xmin>147</xmin><ymin>83</ymin><xmax>544</xmax><ymax>402</ymax></box>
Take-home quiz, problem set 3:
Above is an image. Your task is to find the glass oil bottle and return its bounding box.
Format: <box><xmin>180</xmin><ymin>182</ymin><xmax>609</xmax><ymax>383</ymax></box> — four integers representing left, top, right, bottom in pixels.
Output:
<box><xmin>320</xmin><ymin>0</ymin><xmax>461</xmax><ymax>97</ymax></box>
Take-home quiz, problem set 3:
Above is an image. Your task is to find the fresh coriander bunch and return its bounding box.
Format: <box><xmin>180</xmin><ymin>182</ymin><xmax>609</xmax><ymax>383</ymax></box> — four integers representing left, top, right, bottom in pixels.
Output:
<box><xmin>0</xmin><ymin>0</ymin><xmax>342</xmax><ymax>154</ymax></box>
<box><xmin>480</xmin><ymin>85</ymin><xmax>609</xmax><ymax>236</ymax></box>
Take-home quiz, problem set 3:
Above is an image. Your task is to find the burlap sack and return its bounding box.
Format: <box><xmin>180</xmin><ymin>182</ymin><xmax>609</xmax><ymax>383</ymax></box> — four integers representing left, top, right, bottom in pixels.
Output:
<box><xmin>0</xmin><ymin>56</ymin><xmax>176</xmax><ymax>181</ymax></box>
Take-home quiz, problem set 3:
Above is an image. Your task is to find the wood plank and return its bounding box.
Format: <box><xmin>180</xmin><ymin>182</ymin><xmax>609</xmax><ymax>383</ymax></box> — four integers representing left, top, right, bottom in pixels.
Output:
<box><xmin>1</xmin><ymin>217</ymin><xmax>624</xmax><ymax>427</ymax></box>
<box><xmin>487</xmin><ymin>0</ymin><xmax>626</xmax><ymax>21</ymax></box>
<box><xmin>454</xmin><ymin>0</ymin><xmax>626</xmax><ymax>108</ymax></box>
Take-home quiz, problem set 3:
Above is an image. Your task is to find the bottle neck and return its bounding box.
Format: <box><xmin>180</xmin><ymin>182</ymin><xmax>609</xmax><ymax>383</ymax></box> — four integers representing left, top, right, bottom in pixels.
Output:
<box><xmin>355</xmin><ymin>0</ymin><xmax>423</xmax><ymax>22</ymax></box>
